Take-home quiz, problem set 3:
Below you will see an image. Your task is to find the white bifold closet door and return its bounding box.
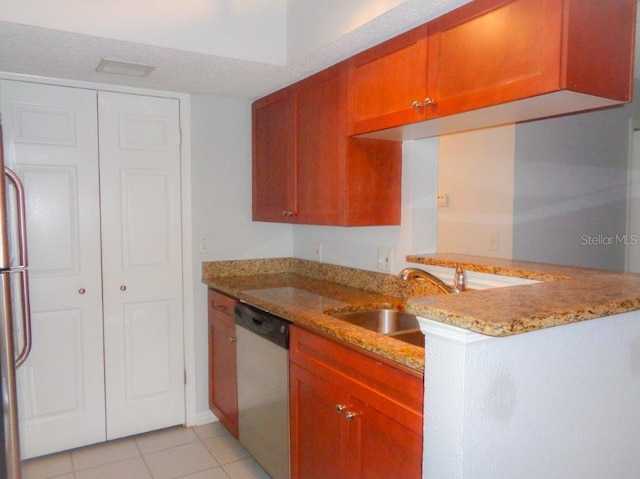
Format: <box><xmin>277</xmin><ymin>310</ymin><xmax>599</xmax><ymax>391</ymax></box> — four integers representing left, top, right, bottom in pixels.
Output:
<box><xmin>1</xmin><ymin>80</ymin><xmax>105</xmax><ymax>459</ymax></box>
<box><xmin>98</xmin><ymin>91</ymin><xmax>184</xmax><ymax>440</ymax></box>
<box><xmin>0</xmin><ymin>81</ymin><xmax>185</xmax><ymax>458</ymax></box>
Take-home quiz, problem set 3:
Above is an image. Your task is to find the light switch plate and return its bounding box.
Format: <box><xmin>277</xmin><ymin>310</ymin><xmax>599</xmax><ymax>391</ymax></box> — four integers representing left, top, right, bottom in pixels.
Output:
<box><xmin>377</xmin><ymin>247</ymin><xmax>393</xmax><ymax>273</ymax></box>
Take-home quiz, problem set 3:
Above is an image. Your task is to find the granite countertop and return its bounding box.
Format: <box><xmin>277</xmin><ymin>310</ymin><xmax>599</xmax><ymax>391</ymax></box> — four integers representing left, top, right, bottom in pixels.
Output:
<box><xmin>405</xmin><ymin>253</ymin><xmax>640</xmax><ymax>336</ymax></box>
<box><xmin>202</xmin><ymin>255</ymin><xmax>640</xmax><ymax>373</ymax></box>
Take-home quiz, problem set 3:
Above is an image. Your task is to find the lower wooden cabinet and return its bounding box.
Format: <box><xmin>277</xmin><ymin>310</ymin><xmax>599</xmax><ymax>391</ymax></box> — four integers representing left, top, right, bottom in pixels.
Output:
<box><xmin>207</xmin><ymin>289</ymin><xmax>239</xmax><ymax>438</ymax></box>
<box><xmin>289</xmin><ymin>325</ymin><xmax>423</xmax><ymax>479</ymax></box>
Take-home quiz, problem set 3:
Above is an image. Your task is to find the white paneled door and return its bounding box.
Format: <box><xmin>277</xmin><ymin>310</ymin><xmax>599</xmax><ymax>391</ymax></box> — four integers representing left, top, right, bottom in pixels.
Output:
<box><xmin>0</xmin><ymin>80</ymin><xmax>106</xmax><ymax>458</ymax></box>
<box><xmin>98</xmin><ymin>92</ymin><xmax>184</xmax><ymax>440</ymax></box>
<box><xmin>0</xmin><ymin>81</ymin><xmax>185</xmax><ymax>458</ymax></box>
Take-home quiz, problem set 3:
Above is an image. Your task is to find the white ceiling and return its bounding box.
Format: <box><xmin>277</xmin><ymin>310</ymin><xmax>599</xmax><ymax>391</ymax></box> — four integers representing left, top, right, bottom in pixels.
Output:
<box><xmin>0</xmin><ymin>0</ymin><xmax>472</xmax><ymax>100</ymax></box>
<box><xmin>0</xmin><ymin>1</ymin><xmax>637</xmax><ymax>101</ymax></box>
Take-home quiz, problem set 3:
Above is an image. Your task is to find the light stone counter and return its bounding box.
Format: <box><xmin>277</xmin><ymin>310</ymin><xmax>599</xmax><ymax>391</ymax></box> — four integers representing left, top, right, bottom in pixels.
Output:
<box><xmin>202</xmin><ymin>255</ymin><xmax>640</xmax><ymax>373</ymax></box>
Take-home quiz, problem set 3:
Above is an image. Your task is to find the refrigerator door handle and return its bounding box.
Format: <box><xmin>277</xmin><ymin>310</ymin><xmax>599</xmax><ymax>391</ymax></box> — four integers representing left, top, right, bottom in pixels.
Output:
<box><xmin>5</xmin><ymin>167</ymin><xmax>32</xmax><ymax>367</ymax></box>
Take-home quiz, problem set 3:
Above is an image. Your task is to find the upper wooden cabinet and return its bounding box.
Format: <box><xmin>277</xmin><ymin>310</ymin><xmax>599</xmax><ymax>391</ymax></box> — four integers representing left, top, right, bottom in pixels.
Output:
<box><xmin>252</xmin><ymin>90</ymin><xmax>296</xmax><ymax>222</ymax></box>
<box><xmin>253</xmin><ymin>64</ymin><xmax>402</xmax><ymax>226</ymax></box>
<box><xmin>354</xmin><ymin>0</ymin><xmax>635</xmax><ymax>139</ymax></box>
<box><xmin>427</xmin><ymin>0</ymin><xmax>634</xmax><ymax>117</ymax></box>
<box><xmin>348</xmin><ymin>26</ymin><xmax>429</xmax><ymax>135</ymax></box>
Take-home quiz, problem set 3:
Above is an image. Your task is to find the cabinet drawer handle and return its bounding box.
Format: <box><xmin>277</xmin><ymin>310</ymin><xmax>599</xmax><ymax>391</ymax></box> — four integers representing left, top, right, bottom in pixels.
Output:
<box><xmin>78</xmin><ymin>288</ymin><xmax>86</xmax><ymax>295</ymax></box>
<box><xmin>120</xmin><ymin>285</ymin><xmax>127</xmax><ymax>291</ymax></box>
<box><xmin>281</xmin><ymin>210</ymin><xmax>295</xmax><ymax>217</ymax></box>
<box><xmin>229</xmin><ymin>337</ymin><xmax>237</xmax><ymax>343</ymax></box>
<box><xmin>335</xmin><ymin>404</ymin><xmax>347</xmax><ymax>414</ymax></box>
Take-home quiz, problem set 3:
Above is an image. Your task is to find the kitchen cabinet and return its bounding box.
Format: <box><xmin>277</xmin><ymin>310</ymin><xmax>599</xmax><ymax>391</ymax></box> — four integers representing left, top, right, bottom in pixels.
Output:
<box><xmin>253</xmin><ymin>64</ymin><xmax>402</xmax><ymax>226</ymax></box>
<box><xmin>0</xmin><ymin>80</ymin><xmax>185</xmax><ymax>458</ymax></box>
<box><xmin>426</xmin><ymin>0</ymin><xmax>634</xmax><ymax>118</ymax></box>
<box><xmin>348</xmin><ymin>25</ymin><xmax>430</xmax><ymax>135</ymax></box>
<box><xmin>353</xmin><ymin>0</ymin><xmax>635</xmax><ymax>140</ymax></box>
<box><xmin>289</xmin><ymin>325</ymin><xmax>423</xmax><ymax>479</ymax></box>
<box><xmin>207</xmin><ymin>289</ymin><xmax>239</xmax><ymax>438</ymax></box>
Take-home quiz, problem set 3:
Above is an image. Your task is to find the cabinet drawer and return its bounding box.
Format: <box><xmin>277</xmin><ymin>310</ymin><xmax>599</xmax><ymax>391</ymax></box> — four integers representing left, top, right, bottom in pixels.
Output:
<box><xmin>290</xmin><ymin>326</ymin><xmax>423</xmax><ymax>424</ymax></box>
<box><xmin>208</xmin><ymin>289</ymin><xmax>237</xmax><ymax>321</ymax></box>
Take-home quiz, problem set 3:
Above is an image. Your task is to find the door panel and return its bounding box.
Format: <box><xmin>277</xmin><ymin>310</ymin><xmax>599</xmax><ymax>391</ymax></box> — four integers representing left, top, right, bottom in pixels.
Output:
<box><xmin>0</xmin><ymin>80</ymin><xmax>105</xmax><ymax>458</ymax></box>
<box><xmin>98</xmin><ymin>91</ymin><xmax>184</xmax><ymax>439</ymax></box>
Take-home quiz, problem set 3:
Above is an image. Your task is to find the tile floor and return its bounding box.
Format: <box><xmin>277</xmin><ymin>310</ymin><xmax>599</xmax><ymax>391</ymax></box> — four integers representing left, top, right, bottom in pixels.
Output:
<box><xmin>21</xmin><ymin>423</ymin><xmax>271</xmax><ymax>479</ymax></box>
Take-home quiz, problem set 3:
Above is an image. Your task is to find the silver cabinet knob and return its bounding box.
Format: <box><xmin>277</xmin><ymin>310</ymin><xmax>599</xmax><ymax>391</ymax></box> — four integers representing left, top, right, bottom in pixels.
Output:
<box><xmin>335</xmin><ymin>404</ymin><xmax>347</xmax><ymax>414</ymax></box>
<box><xmin>412</xmin><ymin>100</ymin><xmax>422</xmax><ymax>109</ymax></box>
<box><xmin>424</xmin><ymin>97</ymin><xmax>436</xmax><ymax>106</ymax></box>
<box><xmin>345</xmin><ymin>411</ymin><xmax>359</xmax><ymax>421</ymax></box>
<box><xmin>228</xmin><ymin>337</ymin><xmax>237</xmax><ymax>343</ymax></box>
<box><xmin>78</xmin><ymin>288</ymin><xmax>86</xmax><ymax>295</ymax></box>
<box><xmin>120</xmin><ymin>285</ymin><xmax>127</xmax><ymax>291</ymax></box>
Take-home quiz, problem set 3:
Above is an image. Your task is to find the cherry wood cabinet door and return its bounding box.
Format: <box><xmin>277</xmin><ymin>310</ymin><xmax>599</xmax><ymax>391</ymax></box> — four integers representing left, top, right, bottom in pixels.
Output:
<box><xmin>427</xmin><ymin>0</ymin><xmax>563</xmax><ymax>118</ymax></box>
<box><xmin>295</xmin><ymin>66</ymin><xmax>348</xmax><ymax>225</ymax></box>
<box><xmin>349</xmin><ymin>26</ymin><xmax>429</xmax><ymax>135</ymax></box>
<box><xmin>290</xmin><ymin>363</ymin><xmax>349</xmax><ymax>479</ymax></box>
<box><xmin>348</xmin><ymin>397</ymin><xmax>422</xmax><ymax>479</ymax></box>
<box><xmin>289</xmin><ymin>326</ymin><xmax>424</xmax><ymax>479</ymax></box>
<box><xmin>208</xmin><ymin>290</ymin><xmax>239</xmax><ymax>438</ymax></box>
<box><xmin>252</xmin><ymin>91</ymin><xmax>296</xmax><ymax>222</ymax></box>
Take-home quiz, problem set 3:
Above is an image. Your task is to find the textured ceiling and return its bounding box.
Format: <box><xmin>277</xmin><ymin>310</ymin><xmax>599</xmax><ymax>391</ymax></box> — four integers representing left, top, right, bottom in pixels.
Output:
<box><xmin>0</xmin><ymin>0</ymin><xmax>637</xmax><ymax>101</ymax></box>
<box><xmin>0</xmin><ymin>0</ymin><xmax>470</xmax><ymax>100</ymax></box>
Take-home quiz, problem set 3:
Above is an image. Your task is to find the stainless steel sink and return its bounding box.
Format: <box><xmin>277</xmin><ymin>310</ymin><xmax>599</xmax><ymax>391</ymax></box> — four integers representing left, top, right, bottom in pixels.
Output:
<box><xmin>329</xmin><ymin>308</ymin><xmax>424</xmax><ymax>347</ymax></box>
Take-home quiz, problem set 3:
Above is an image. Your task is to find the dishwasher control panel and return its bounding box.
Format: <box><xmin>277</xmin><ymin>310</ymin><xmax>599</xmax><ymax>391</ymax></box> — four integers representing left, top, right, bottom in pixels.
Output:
<box><xmin>234</xmin><ymin>302</ymin><xmax>291</xmax><ymax>349</ymax></box>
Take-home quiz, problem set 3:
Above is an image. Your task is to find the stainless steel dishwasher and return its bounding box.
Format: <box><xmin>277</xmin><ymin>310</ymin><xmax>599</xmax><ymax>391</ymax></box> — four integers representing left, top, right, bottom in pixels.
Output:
<box><xmin>234</xmin><ymin>302</ymin><xmax>291</xmax><ymax>479</ymax></box>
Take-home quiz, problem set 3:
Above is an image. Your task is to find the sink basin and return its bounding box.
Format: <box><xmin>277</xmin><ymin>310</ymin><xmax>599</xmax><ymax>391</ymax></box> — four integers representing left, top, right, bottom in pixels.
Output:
<box><xmin>388</xmin><ymin>330</ymin><xmax>425</xmax><ymax>348</ymax></box>
<box><xmin>330</xmin><ymin>309</ymin><xmax>419</xmax><ymax>334</ymax></box>
<box><xmin>329</xmin><ymin>308</ymin><xmax>424</xmax><ymax>347</ymax></box>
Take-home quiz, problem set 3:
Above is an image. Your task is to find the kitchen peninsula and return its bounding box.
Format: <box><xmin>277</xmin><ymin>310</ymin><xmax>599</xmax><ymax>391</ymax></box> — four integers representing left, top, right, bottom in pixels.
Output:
<box><xmin>203</xmin><ymin>255</ymin><xmax>640</xmax><ymax>479</ymax></box>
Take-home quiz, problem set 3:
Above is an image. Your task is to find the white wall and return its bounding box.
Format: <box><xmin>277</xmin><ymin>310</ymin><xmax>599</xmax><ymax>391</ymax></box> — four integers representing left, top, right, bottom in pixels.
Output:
<box><xmin>438</xmin><ymin>125</ymin><xmax>515</xmax><ymax>258</ymax></box>
<box><xmin>291</xmin><ymin>138</ymin><xmax>439</xmax><ymax>273</ymax></box>
<box><xmin>190</xmin><ymin>95</ymin><xmax>292</xmax><ymax>415</ymax></box>
<box><xmin>0</xmin><ymin>0</ymin><xmax>288</xmax><ymax>64</ymax></box>
<box><xmin>286</xmin><ymin>0</ymin><xmax>405</xmax><ymax>63</ymax></box>
<box><xmin>420</xmin><ymin>311</ymin><xmax>640</xmax><ymax>479</ymax></box>
<box><xmin>512</xmin><ymin>99</ymin><xmax>639</xmax><ymax>271</ymax></box>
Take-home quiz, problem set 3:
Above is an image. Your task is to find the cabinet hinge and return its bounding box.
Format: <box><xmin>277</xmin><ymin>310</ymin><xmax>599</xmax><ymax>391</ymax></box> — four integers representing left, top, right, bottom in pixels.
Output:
<box><xmin>184</xmin><ymin>369</ymin><xmax>187</xmax><ymax>385</ymax></box>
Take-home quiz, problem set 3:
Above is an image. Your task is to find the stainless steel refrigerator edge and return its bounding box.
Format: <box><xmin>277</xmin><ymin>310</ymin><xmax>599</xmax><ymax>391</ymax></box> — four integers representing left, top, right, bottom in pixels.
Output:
<box><xmin>0</xmin><ymin>123</ymin><xmax>33</xmax><ymax>479</ymax></box>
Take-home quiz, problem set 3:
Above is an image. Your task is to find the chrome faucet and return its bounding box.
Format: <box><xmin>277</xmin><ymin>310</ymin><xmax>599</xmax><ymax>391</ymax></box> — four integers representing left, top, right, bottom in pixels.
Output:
<box><xmin>399</xmin><ymin>265</ymin><xmax>467</xmax><ymax>294</ymax></box>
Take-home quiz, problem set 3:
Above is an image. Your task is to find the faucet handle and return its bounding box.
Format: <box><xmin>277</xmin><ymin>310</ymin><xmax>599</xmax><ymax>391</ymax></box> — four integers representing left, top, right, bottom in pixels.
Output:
<box><xmin>453</xmin><ymin>265</ymin><xmax>467</xmax><ymax>292</ymax></box>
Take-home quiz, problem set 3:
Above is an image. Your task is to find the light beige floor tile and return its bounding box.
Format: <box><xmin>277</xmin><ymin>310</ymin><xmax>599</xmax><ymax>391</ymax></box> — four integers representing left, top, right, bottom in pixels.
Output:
<box><xmin>71</xmin><ymin>438</ymin><xmax>140</xmax><ymax>471</ymax></box>
<box><xmin>203</xmin><ymin>436</ymin><xmax>249</xmax><ymax>465</ymax></box>
<box><xmin>193</xmin><ymin>422</ymin><xmax>231</xmax><ymax>441</ymax></box>
<box><xmin>51</xmin><ymin>474</ymin><xmax>74</xmax><ymax>479</ymax></box>
<box><xmin>176</xmin><ymin>466</ymin><xmax>231</xmax><ymax>479</ymax></box>
<box><xmin>21</xmin><ymin>452</ymin><xmax>73</xmax><ymax>479</ymax></box>
<box><xmin>144</xmin><ymin>442</ymin><xmax>220</xmax><ymax>479</ymax></box>
<box><xmin>222</xmin><ymin>458</ymin><xmax>271</xmax><ymax>479</ymax></box>
<box><xmin>75</xmin><ymin>456</ymin><xmax>151</xmax><ymax>479</ymax></box>
<box><xmin>136</xmin><ymin>426</ymin><xmax>200</xmax><ymax>454</ymax></box>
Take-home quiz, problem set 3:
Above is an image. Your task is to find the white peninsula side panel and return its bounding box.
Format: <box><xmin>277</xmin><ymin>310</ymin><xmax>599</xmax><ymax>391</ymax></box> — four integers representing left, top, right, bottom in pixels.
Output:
<box><xmin>420</xmin><ymin>311</ymin><xmax>640</xmax><ymax>479</ymax></box>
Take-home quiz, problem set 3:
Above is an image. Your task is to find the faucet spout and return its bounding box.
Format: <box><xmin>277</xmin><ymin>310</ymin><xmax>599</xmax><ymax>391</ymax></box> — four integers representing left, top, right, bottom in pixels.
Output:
<box><xmin>399</xmin><ymin>265</ymin><xmax>467</xmax><ymax>294</ymax></box>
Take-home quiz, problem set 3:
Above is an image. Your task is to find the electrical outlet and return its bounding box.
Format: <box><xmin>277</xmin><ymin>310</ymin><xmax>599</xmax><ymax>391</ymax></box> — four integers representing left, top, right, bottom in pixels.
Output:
<box><xmin>488</xmin><ymin>232</ymin><xmax>499</xmax><ymax>251</ymax></box>
<box><xmin>198</xmin><ymin>235</ymin><xmax>210</xmax><ymax>254</ymax></box>
<box><xmin>377</xmin><ymin>247</ymin><xmax>393</xmax><ymax>273</ymax></box>
<box><xmin>315</xmin><ymin>242</ymin><xmax>323</xmax><ymax>261</ymax></box>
